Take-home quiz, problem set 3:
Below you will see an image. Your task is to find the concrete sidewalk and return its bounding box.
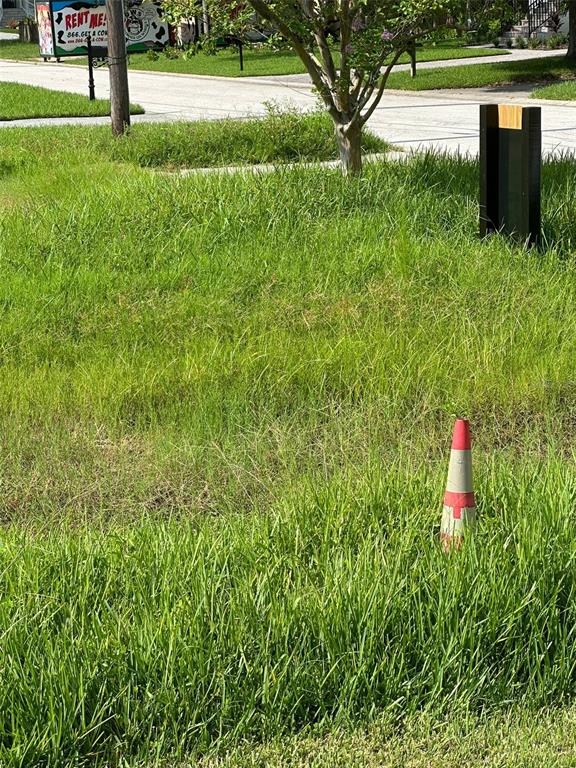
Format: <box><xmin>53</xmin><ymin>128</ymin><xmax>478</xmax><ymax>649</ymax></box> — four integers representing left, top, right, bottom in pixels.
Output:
<box><xmin>1</xmin><ymin>50</ymin><xmax>576</xmax><ymax>156</ymax></box>
<box><xmin>368</xmin><ymin>86</ymin><xmax>576</xmax><ymax>156</ymax></box>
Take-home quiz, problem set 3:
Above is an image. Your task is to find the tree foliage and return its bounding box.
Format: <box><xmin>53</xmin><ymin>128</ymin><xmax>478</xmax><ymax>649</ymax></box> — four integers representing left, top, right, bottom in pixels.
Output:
<box><xmin>162</xmin><ymin>0</ymin><xmax>504</xmax><ymax>174</ymax></box>
<box><xmin>161</xmin><ymin>0</ymin><xmax>200</xmax><ymax>26</ymax></box>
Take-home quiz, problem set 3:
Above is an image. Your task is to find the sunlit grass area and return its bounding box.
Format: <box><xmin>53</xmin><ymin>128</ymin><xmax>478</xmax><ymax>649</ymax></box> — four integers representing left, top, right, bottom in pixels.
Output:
<box><xmin>533</xmin><ymin>79</ymin><xmax>576</xmax><ymax>100</ymax></box>
<box><xmin>2</xmin><ymin>119</ymin><xmax>576</xmax><ymax>764</ymax></box>
<box><xmin>387</xmin><ymin>53</ymin><xmax>574</xmax><ymax>90</ymax></box>
<box><xmin>0</xmin><ymin>37</ymin><xmax>507</xmax><ymax>78</ymax></box>
<box><xmin>0</xmin><ymin>80</ymin><xmax>143</xmax><ymax>119</ymax></box>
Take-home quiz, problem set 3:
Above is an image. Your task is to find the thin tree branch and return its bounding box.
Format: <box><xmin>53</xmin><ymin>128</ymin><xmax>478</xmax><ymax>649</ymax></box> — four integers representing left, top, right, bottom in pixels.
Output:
<box><xmin>350</xmin><ymin>68</ymin><xmax>364</xmax><ymax>103</ymax></box>
<box><xmin>315</xmin><ymin>29</ymin><xmax>337</xmax><ymax>90</ymax></box>
<box><xmin>302</xmin><ymin>0</ymin><xmax>337</xmax><ymax>92</ymax></box>
<box><xmin>360</xmin><ymin>49</ymin><xmax>403</xmax><ymax>126</ymax></box>
<box><xmin>338</xmin><ymin>0</ymin><xmax>352</xmax><ymax>113</ymax></box>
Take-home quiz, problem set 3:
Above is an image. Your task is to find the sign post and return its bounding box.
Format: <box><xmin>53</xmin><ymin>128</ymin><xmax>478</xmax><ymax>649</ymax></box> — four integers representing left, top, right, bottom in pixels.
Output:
<box><xmin>87</xmin><ymin>33</ymin><xmax>95</xmax><ymax>100</ymax></box>
<box><xmin>480</xmin><ymin>104</ymin><xmax>542</xmax><ymax>247</ymax></box>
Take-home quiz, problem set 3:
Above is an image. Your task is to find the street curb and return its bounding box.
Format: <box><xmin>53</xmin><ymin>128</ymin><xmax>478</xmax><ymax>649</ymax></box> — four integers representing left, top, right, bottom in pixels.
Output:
<box><xmin>155</xmin><ymin>151</ymin><xmax>408</xmax><ymax>177</ymax></box>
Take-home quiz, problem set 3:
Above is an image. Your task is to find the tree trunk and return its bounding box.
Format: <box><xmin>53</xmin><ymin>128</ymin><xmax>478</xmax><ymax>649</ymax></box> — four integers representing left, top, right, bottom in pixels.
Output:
<box><xmin>567</xmin><ymin>2</ymin><xmax>576</xmax><ymax>59</ymax></box>
<box><xmin>201</xmin><ymin>0</ymin><xmax>210</xmax><ymax>36</ymax></box>
<box><xmin>334</xmin><ymin>120</ymin><xmax>362</xmax><ymax>177</ymax></box>
<box><xmin>466</xmin><ymin>0</ymin><xmax>472</xmax><ymax>30</ymax></box>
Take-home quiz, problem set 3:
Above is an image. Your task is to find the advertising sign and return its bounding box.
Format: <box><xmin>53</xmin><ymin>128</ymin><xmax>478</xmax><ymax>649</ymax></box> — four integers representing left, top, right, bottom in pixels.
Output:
<box><xmin>35</xmin><ymin>0</ymin><xmax>169</xmax><ymax>57</ymax></box>
<box><xmin>37</xmin><ymin>3</ymin><xmax>55</xmax><ymax>56</ymax></box>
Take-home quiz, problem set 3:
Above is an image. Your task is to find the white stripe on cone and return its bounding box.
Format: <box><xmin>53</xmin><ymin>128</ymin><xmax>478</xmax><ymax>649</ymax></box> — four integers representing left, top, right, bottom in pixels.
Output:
<box><xmin>440</xmin><ymin>420</ymin><xmax>476</xmax><ymax>551</ymax></box>
<box><xmin>445</xmin><ymin>449</ymin><xmax>473</xmax><ymax>494</ymax></box>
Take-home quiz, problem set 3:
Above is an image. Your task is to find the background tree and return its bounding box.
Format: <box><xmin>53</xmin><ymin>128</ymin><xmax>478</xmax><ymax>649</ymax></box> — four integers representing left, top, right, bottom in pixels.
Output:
<box><xmin>462</xmin><ymin>0</ymin><xmax>523</xmax><ymax>41</ymax></box>
<box><xmin>162</xmin><ymin>0</ymin><xmax>210</xmax><ymax>38</ymax></box>
<box><xmin>163</xmin><ymin>0</ymin><xmax>501</xmax><ymax>176</ymax></box>
<box><xmin>203</xmin><ymin>0</ymin><xmax>476</xmax><ymax>176</ymax></box>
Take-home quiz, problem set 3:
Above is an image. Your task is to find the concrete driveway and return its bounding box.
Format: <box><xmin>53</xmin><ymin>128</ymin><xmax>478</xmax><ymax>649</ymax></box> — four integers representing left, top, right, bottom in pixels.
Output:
<box><xmin>1</xmin><ymin>49</ymin><xmax>576</xmax><ymax>156</ymax></box>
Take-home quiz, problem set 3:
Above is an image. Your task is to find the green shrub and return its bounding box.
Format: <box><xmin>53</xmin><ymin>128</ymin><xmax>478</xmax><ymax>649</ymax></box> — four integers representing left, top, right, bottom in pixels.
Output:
<box><xmin>162</xmin><ymin>45</ymin><xmax>180</xmax><ymax>59</ymax></box>
<box><xmin>182</xmin><ymin>42</ymin><xmax>200</xmax><ymax>59</ymax></box>
<box><xmin>547</xmin><ymin>33</ymin><xmax>568</xmax><ymax>49</ymax></box>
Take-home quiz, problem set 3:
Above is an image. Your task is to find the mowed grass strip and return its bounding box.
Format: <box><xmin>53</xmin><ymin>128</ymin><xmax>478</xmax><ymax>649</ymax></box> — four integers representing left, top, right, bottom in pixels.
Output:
<box><xmin>201</xmin><ymin>706</ymin><xmax>576</xmax><ymax>767</ymax></box>
<box><xmin>0</xmin><ymin>81</ymin><xmax>143</xmax><ymax>120</ymax></box>
<box><xmin>100</xmin><ymin>41</ymin><xmax>506</xmax><ymax>77</ymax></box>
<box><xmin>387</xmin><ymin>53</ymin><xmax>576</xmax><ymax>90</ymax></box>
<box><xmin>533</xmin><ymin>79</ymin><xmax>576</xmax><ymax>99</ymax></box>
<box><xmin>0</xmin><ymin>38</ymin><xmax>506</xmax><ymax>77</ymax></box>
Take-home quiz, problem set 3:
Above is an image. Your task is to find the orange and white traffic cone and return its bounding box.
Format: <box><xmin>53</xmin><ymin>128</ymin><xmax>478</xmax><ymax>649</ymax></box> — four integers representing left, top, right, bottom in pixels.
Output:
<box><xmin>440</xmin><ymin>418</ymin><xmax>476</xmax><ymax>551</ymax></box>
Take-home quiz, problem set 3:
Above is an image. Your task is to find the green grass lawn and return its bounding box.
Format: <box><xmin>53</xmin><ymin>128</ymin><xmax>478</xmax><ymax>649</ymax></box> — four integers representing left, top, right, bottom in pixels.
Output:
<box><xmin>0</xmin><ymin>81</ymin><xmax>143</xmax><ymax>120</ymax></box>
<box><xmin>533</xmin><ymin>79</ymin><xmax>576</xmax><ymax>99</ymax></box>
<box><xmin>0</xmin><ymin>110</ymin><xmax>386</xmax><ymax>167</ymax></box>
<box><xmin>0</xmin><ymin>37</ymin><xmax>506</xmax><ymax>77</ymax></box>
<box><xmin>0</xmin><ymin>39</ymin><xmax>41</xmax><ymax>59</ymax></box>
<box><xmin>3</xmin><ymin>121</ymin><xmax>576</xmax><ymax>763</ymax></box>
<box><xmin>387</xmin><ymin>53</ymin><xmax>576</xmax><ymax>90</ymax></box>
<box><xmin>117</xmin><ymin>41</ymin><xmax>505</xmax><ymax>77</ymax></box>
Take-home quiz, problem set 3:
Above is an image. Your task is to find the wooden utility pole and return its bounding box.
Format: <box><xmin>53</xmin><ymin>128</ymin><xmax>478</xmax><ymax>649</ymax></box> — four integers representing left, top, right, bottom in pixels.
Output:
<box><xmin>106</xmin><ymin>0</ymin><xmax>130</xmax><ymax>135</ymax></box>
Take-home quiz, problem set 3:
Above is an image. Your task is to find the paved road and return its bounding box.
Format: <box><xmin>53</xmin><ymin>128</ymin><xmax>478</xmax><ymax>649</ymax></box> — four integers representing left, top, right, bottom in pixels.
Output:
<box><xmin>1</xmin><ymin>49</ymin><xmax>576</xmax><ymax>155</ymax></box>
